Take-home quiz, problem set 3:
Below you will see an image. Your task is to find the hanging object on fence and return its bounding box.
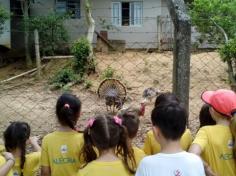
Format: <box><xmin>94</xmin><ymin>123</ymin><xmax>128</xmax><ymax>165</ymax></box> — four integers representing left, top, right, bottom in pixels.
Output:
<box><xmin>97</xmin><ymin>78</ymin><xmax>127</xmax><ymax>113</ymax></box>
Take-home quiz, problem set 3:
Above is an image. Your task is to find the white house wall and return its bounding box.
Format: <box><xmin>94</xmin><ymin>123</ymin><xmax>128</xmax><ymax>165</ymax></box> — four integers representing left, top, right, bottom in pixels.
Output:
<box><xmin>0</xmin><ymin>0</ymin><xmax>11</xmax><ymax>48</ymax></box>
<box><xmin>31</xmin><ymin>0</ymin><xmax>168</xmax><ymax>49</ymax></box>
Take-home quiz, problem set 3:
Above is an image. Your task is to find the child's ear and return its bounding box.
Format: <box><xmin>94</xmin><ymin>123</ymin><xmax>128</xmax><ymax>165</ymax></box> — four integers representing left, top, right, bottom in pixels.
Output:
<box><xmin>152</xmin><ymin>126</ymin><xmax>161</xmax><ymax>141</ymax></box>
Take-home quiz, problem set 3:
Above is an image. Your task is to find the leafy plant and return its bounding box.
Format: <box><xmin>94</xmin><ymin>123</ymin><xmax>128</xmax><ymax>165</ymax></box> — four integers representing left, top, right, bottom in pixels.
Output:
<box><xmin>50</xmin><ymin>68</ymin><xmax>77</xmax><ymax>89</ymax></box>
<box><xmin>101</xmin><ymin>66</ymin><xmax>115</xmax><ymax>79</ymax></box>
<box><xmin>0</xmin><ymin>5</ymin><xmax>9</xmax><ymax>36</ymax></box>
<box><xmin>71</xmin><ymin>37</ymin><xmax>91</xmax><ymax>76</ymax></box>
<box><xmin>84</xmin><ymin>79</ymin><xmax>93</xmax><ymax>89</ymax></box>
<box><xmin>29</xmin><ymin>12</ymin><xmax>69</xmax><ymax>56</ymax></box>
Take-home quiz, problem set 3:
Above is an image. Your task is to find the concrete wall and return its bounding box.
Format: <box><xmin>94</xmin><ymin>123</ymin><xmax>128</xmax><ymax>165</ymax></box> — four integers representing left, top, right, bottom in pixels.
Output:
<box><xmin>31</xmin><ymin>0</ymin><xmax>167</xmax><ymax>49</ymax></box>
<box><xmin>0</xmin><ymin>0</ymin><xmax>10</xmax><ymax>48</ymax></box>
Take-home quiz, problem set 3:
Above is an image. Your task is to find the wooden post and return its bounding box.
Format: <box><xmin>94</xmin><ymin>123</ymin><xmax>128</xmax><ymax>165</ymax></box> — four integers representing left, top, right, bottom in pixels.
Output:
<box><xmin>34</xmin><ymin>29</ymin><xmax>41</xmax><ymax>78</ymax></box>
<box><xmin>166</xmin><ymin>0</ymin><xmax>191</xmax><ymax>117</ymax></box>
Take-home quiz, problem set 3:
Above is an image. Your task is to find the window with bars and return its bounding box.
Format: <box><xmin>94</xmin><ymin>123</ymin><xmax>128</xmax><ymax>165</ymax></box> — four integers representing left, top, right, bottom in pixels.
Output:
<box><xmin>112</xmin><ymin>1</ymin><xmax>143</xmax><ymax>26</ymax></box>
<box><xmin>55</xmin><ymin>0</ymin><xmax>80</xmax><ymax>19</ymax></box>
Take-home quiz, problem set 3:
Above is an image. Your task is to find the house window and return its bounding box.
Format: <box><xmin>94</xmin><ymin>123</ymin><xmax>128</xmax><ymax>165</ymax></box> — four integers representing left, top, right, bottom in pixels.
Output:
<box><xmin>112</xmin><ymin>1</ymin><xmax>143</xmax><ymax>26</ymax></box>
<box><xmin>55</xmin><ymin>0</ymin><xmax>80</xmax><ymax>19</ymax></box>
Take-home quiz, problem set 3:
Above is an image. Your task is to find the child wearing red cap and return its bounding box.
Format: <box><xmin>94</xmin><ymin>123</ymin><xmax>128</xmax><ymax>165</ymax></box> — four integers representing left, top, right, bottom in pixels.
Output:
<box><xmin>189</xmin><ymin>89</ymin><xmax>236</xmax><ymax>176</ymax></box>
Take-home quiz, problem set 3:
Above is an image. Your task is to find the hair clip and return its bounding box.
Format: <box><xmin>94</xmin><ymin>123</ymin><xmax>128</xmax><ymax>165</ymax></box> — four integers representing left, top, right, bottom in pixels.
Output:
<box><xmin>64</xmin><ymin>104</ymin><xmax>70</xmax><ymax>108</ymax></box>
<box><xmin>87</xmin><ymin>118</ymin><xmax>95</xmax><ymax>128</ymax></box>
<box><xmin>113</xmin><ymin>116</ymin><xmax>122</xmax><ymax>126</ymax></box>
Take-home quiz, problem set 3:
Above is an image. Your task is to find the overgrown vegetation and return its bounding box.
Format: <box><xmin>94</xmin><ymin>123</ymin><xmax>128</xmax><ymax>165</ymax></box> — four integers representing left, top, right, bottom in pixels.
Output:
<box><xmin>101</xmin><ymin>66</ymin><xmax>115</xmax><ymax>79</ymax></box>
<box><xmin>72</xmin><ymin>37</ymin><xmax>95</xmax><ymax>76</ymax></box>
<box><xmin>50</xmin><ymin>68</ymin><xmax>78</xmax><ymax>90</ymax></box>
<box><xmin>0</xmin><ymin>5</ymin><xmax>9</xmax><ymax>36</ymax></box>
<box><xmin>190</xmin><ymin>0</ymin><xmax>236</xmax><ymax>84</ymax></box>
<box><xmin>29</xmin><ymin>13</ymin><xmax>69</xmax><ymax>56</ymax></box>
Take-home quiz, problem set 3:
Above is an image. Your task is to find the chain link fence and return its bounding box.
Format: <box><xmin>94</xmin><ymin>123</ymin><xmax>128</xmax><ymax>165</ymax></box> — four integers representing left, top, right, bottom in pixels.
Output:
<box><xmin>0</xmin><ymin>4</ymin><xmax>230</xmax><ymax>146</ymax></box>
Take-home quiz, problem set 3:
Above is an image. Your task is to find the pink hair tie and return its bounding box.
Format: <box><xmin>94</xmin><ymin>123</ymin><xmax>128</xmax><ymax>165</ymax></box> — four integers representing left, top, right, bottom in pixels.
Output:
<box><xmin>87</xmin><ymin>118</ymin><xmax>95</xmax><ymax>128</ymax></box>
<box><xmin>113</xmin><ymin>116</ymin><xmax>122</xmax><ymax>126</ymax></box>
<box><xmin>64</xmin><ymin>104</ymin><xmax>70</xmax><ymax>108</ymax></box>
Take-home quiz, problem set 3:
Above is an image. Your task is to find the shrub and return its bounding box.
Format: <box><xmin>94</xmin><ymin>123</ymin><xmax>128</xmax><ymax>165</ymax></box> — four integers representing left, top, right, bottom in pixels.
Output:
<box><xmin>29</xmin><ymin>13</ymin><xmax>69</xmax><ymax>56</ymax></box>
<box><xmin>84</xmin><ymin>79</ymin><xmax>93</xmax><ymax>89</ymax></box>
<box><xmin>50</xmin><ymin>68</ymin><xmax>77</xmax><ymax>89</ymax></box>
<box><xmin>72</xmin><ymin>37</ymin><xmax>91</xmax><ymax>76</ymax></box>
<box><xmin>101</xmin><ymin>66</ymin><xmax>115</xmax><ymax>79</ymax></box>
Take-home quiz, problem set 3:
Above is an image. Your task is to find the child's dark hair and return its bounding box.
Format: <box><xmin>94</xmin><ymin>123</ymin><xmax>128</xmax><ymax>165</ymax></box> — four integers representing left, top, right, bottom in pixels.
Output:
<box><xmin>56</xmin><ymin>93</ymin><xmax>81</xmax><ymax>129</ymax></box>
<box><xmin>199</xmin><ymin>104</ymin><xmax>216</xmax><ymax>128</ymax></box>
<box><xmin>4</xmin><ymin>121</ymin><xmax>31</xmax><ymax>176</ymax></box>
<box><xmin>80</xmin><ymin>115</ymin><xmax>136</xmax><ymax>174</ymax></box>
<box><xmin>151</xmin><ymin>102</ymin><xmax>187</xmax><ymax>140</ymax></box>
<box><xmin>117</xmin><ymin>107</ymin><xmax>141</xmax><ymax>139</ymax></box>
<box><xmin>155</xmin><ymin>92</ymin><xmax>179</xmax><ymax>107</ymax></box>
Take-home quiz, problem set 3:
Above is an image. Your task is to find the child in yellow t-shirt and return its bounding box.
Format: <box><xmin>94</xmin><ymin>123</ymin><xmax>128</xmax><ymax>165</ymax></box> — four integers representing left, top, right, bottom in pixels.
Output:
<box><xmin>0</xmin><ymin>152</ymin><xmax>14</xmax><ymax>176</ymax></box>
<box><xmin>143</xmin><ymin>92</ymin><xmax>192</xmax><ymax>155</ymax></box>
<box><xmin>41</xmin><ymin>93</ymin><xmax>84</xmax><ymax>176</ymax></box>
<box><xmin>3</xmin><ymin>122</ymin><xmax>41</xmax><ymax>176</ymax></box>
<box><xmin>117</xmin><ymin>105</ymin><xmax>146</xmax><ymax>167</ymax></box>
<box><xmin>189</xmin><ymin>89</ymin><xmax>236</xmax><ymax>176</ymax></box>
<box><xmin>78</xmin><ymin>115</ymin><xmax>136</xmax><ymax>176</ymax></box>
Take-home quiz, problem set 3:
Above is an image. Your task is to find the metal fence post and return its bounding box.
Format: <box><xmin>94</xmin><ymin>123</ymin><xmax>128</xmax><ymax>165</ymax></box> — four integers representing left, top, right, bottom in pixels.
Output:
<box><xmin>166</xmin><ymin>0</ymin><xmax>191</xmax><ymax>115</ymax></box>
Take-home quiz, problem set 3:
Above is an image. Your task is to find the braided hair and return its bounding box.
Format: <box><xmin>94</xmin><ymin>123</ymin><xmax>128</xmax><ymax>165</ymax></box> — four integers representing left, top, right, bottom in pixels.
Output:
<box><xmin>4</xmin><ymin>121</ymin><xmax>31</xmax><ymax>176</ymax></box>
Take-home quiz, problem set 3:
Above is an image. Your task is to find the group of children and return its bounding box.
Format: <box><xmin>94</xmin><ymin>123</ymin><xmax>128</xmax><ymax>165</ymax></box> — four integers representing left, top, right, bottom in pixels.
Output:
<box><xmin>0</xmin><ymin>89</ymin><xmax>235</xmax><ymax>176</ymax></box>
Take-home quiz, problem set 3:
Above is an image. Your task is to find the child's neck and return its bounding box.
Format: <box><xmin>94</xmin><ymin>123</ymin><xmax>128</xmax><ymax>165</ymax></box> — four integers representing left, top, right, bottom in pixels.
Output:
<box><xmin>58</xmin><ymin>125</ymin><xmax>74</xmax><ymax>132</ymax></box>
<box><xmin>160</xmin><ymin>139</ymin><xmax>183</xmax><ymax>154</ymax></box>
<box><xmin>11</xmin><ymin>148</ymin><xmax>22</xmax><ymax>158</ymax></box>
<box><xmin>97</xmin><ymin>148</ymin><xmax>119</xmax><ymax>162</ymax></box>
<box><xmin>216</xmin><ymin>118</ymin><xmax>230</xmax><ymax>126</ymax></box>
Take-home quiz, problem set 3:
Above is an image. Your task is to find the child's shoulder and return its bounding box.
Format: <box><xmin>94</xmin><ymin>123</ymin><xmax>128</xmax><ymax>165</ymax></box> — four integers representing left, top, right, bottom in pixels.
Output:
<box><xmin>43</xmin><ymin>131</ymin><xmax>83</xmax><ymax>140</ymax></box>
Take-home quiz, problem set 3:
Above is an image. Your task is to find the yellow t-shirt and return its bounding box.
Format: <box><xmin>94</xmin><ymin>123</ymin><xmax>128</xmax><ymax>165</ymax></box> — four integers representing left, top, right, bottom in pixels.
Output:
<box><xmin>77</xmin><ymin>160</ymin><xmax>133</xmax><ymax>176</ymax></box>
<box><xmin>41</xmin><ymin>131</ymin><xmax>84</xmax><ymax>176</ymax></box>
<box><xmin>0</xmin><ymin>145</ymin><xmax>5</xmax><ymax>152</ymax></box>
<box><xmin>193</xmin><ymin>125</ymin><xmax>236</xmax><ymax>176</ymax></box>
<box><xmin>133</xmin><ymin>146</ymin><xmax>145</xmax><ymax>166</ymax></box>
<box><xmin>12</xmin><ymin>152</ymin><xmax>40</xmax><ymax>176</ymax></box>
<box><xmin>0</xmin><ymin>155</ymin><xmax>13</xmax><ymax>176</ymax></box>
<box><xmin>143</xmin><ymin>129</ymin><xmax>192</xmax><ymax>155</ymax></box>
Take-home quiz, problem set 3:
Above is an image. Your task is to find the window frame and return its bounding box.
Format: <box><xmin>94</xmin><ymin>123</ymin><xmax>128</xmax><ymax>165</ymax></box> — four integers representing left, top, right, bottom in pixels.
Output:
<box><xmin>111</xmin><ymin>1</ymin><xmax>143</xmax><ymax>27</ymax></box>
<box><xmin>55</xmin><ymin>0</ymin><xmax>81</xmax><ymax>19</ymax></box>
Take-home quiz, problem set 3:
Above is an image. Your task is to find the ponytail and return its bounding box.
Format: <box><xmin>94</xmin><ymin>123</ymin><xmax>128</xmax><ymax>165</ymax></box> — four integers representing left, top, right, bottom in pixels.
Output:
<box><xmin>230</xmin><ymin>113</ymin><xmax>236</xmax><ymax>158</ymax></box>
<box><xmin>79</xmin><ymin>128</ymin><xmax>97</xmax><ymax>167</ymax></box>
<box><xmin>116</xmin><ymin>125</ymin><xmax>136</xmax><ymax>174</ymax></box>
<box><xmin>59</xmin><ymin>106</ymin><xmax>76</xmax><ymax>129</ymax></box>
<box><xmin>20</xmin><ymin>142</ymin><xmax>26</xmax><ymax>176</ymax></box>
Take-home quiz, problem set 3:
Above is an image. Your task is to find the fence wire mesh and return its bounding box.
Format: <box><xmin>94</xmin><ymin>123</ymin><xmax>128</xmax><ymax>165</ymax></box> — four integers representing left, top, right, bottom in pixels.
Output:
<box><xmin>0</xmin><ymin>5</ymin><xmax>230</xmax><ymax>147</ymax></box>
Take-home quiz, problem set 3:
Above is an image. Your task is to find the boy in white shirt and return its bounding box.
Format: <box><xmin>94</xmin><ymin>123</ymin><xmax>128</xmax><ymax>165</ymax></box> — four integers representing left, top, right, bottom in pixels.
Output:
<box><xmin>136</xmin><ymin>102</ymin><xmax>205</xmax><ymax>176</ymax></box>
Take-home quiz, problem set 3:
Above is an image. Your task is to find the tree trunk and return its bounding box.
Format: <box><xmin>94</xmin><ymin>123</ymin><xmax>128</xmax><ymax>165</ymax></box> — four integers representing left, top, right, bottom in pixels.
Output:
<box><xmin>85</xmin><ymin>0</ymin><xmax>95</xmax><ymax>57</ymax></box>
<box><xmin>22</xmin><ymin>0</ymin><xmax>32</xmax><ymax>67</ymax></box>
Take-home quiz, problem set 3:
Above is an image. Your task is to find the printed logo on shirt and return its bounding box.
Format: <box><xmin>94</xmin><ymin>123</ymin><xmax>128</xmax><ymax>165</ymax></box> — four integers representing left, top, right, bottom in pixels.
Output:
<box><xmin>227</xmin><ymin>140</ymin><xmax>234</xmax><ymax>149</ymax></box>
<box><xmin>53</xmin><ymin>157</ymin><xmax>76</xmax><ymax>164</ymax></box>
<box><xmin>13</xmin><ymin>171</ymin><xmax>19</xmax><ymax>176</ymax></box>
<box><xmin>219</xmin><ymin>153</ymin><xmax>234</xmax><ymax>160</ymax></box>
<box><xmin>174</xmin><ymin>170</ymin><xmax>182</xmax><ymax>176</ymax></box>
<box><xmin>60</xmin><ymin>145</ymin><xmax>68</xmax><ymax>154</ymax></box>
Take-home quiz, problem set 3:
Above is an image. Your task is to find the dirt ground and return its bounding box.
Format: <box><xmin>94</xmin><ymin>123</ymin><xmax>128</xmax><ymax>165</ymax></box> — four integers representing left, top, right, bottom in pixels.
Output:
<box><xmin>0</xmin><ymin>51</ymin><xmax>229</xmax><ymax>147</ymax></box>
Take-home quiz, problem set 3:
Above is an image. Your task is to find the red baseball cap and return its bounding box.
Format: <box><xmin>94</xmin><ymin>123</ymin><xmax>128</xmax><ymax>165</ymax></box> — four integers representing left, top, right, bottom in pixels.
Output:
<box><xmin>201</xmin><ymin>89</ymin><xmax>236</xmax><ymax>117</ymax></box>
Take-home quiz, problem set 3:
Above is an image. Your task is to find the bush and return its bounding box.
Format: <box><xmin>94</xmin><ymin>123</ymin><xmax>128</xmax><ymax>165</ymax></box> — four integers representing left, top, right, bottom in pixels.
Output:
<box><xmin>219</xmin><ymin>38</ymin><xmax>236</xmax><ymax>63</ymax></box>
<box><xmin>101</xmin><ymin>66</ymin><xmax>115</xmax><ymax>79</ymax></box>
<box><xmin>71</xmin><ymin>37</ymin><xmax>91</xmax><ymax>76</ymax></box>
<box><xmin>29</xmin><ymin>13</ymin><xmax>69</xmax><ymax>56</ymax></box>
<box><xmin>84</xmin><ymin>79</ymin><xmax>93</xmax><ymax>89</ymax></box>
<box><xmin>50</xmin><ymin>68</ymin><xmax>77</xmax><ymax>89</ymax></box>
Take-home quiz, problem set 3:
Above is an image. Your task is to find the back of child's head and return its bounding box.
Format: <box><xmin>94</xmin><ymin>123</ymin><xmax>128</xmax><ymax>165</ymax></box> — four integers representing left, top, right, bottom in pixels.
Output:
<box><xmin>117</xmin><ymin>106</ymin><xmax>141</xmax><ymax>139</ymax></box>
<box><xmin>155</xmin><ymin>92</ymin><xmax>179</xmax><ymax>107</ymax></box>
<box><xmin>4</xmin><ymin>121</ymin><xmax>30</xmax><ymax>176</ymax></box>
<box><xmin>81</xmin><ymin>114</ymin><xmax>135</xmax><ymax>173</ymax></box>
<box><xmin>151</xmin><ymin>102</ymin><xmax>187</xmax><ymax>140</ymax></box>
<box><xmin>56</xmin><ymin>93</ymin><xmax>81</xmax><ymax>129</ymax></box>
<box><xmin>199</xmin><ymin>104</ymin><xmax>216</xmax><ymax>128</ymax></box>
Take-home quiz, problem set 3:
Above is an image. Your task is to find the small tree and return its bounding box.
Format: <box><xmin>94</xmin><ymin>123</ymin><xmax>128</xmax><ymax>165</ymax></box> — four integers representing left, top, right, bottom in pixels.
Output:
<box><xmin>191</xmin><ymin>0</ymin><xmax>236</xmax><ymax>84</ymax></box>
<box><xmin>29</xmin><ymin>13</ymin><xmax>69</xmax><ymax>56</ymax></box>
<box><xmin>0</xmin><ymin>4</ymin><xmax>9</xmax><ymax>36</ymax></box>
